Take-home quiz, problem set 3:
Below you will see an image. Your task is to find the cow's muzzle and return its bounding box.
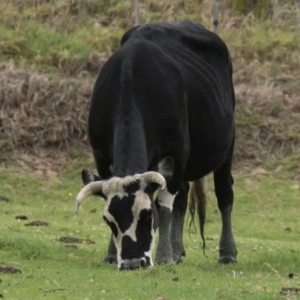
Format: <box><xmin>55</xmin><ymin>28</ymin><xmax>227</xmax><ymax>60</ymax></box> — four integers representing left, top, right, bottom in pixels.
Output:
<box><xmin>119</xmin><ymin>258</ymin><xmax>148</xmax><ymax>270</ymax></box>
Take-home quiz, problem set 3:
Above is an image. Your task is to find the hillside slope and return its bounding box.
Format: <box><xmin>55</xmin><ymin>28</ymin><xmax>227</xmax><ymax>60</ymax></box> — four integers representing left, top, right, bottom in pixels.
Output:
<box><xmin>0</xmin><ymin>0</ymin><xmax>299</xmax><ymax>178</ymax></box>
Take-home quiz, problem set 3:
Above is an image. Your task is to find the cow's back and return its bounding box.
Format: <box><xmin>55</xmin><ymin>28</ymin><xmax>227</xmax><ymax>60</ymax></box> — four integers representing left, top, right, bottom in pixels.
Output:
<box><xmin>89</xmin><ymin>21</ymin><xmax>235</xmax><ymax>180</ymax></box>
<box><xmin>121</xmin><ymin>21</ymin><xmax>235</xmax><ymax>179</ymax></box>
<box><xmin>88</xmin><ymin>33</ymin><xmax>189</xmax><ymax>175</ymax></box>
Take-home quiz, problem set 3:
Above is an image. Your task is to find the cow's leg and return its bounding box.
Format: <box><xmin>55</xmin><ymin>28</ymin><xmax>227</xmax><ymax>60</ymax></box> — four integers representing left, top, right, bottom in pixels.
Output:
<box><xmin>92</xmin><ymin>150</ymin><xmax>117</xmax><ymax>263</ymax></box>
<box><xmin>155</xmin><ymin>190</ymin><xmax>176</xmax><ymax>264</ymax></box>
<box><xmin>156</xmin><ymin>143</ymin><xmax>188</xmax><ymax>264</ymax></box>
<box><xmin>103</xmin><ymin>235</ymin><xmax>117</xmax><ymax>263</ymax></box>
<box><xmin>213</xmin><ymin>152</ymin><xmax>237</xmax><ymax>264</ymax></box>
<box><xmin>170</xmin><ymin>182</ymin><xmax>189</xmax><ymax>263</ymax></box>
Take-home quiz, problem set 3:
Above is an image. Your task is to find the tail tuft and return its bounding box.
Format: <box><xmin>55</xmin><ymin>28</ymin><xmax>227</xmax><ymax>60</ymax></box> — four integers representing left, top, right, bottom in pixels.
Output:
<box><xmin>188</xmin><ymin>178</ymin><xmax>207</xmax><ymax>255</ymax></box>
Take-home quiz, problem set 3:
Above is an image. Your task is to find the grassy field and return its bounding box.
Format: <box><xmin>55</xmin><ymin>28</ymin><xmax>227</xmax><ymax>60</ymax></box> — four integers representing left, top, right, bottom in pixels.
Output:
<box><xmin>1</xmin><ymin>165</ymin><xmax>300</xmax><ymax>300</ymax></box>
<box><xmin>1</xmin><ymin>0</ymin><xmax>300</xmax><ymax>176</ymax></box>
<box><xmin>1</xmin><ymin>0</ymin><xmax>300</xmax><ymax>299</ymax></box>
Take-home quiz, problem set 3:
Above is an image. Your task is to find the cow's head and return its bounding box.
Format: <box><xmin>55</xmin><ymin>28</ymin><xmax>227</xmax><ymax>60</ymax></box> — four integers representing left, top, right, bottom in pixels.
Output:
<box><xmin>75</xmin><ymin>170</ymin><xmax>166</xmax><ymax>270</ymax></box>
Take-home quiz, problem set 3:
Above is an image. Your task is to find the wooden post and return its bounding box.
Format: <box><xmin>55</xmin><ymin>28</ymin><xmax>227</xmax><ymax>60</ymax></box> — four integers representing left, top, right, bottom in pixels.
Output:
<box><xmin>213</xmin><ymin>0</ymin><xmax>220</xmax><ymax>34</ymax></box>
<box><xmin>296</xmin><ymin>0</ymin><xmax>300</xmax><ymax>34</ymax></box>
<box><xmin>134</xmin><ymin>0</ymin><xmax>140</xmax><ymax>26</ymax></box>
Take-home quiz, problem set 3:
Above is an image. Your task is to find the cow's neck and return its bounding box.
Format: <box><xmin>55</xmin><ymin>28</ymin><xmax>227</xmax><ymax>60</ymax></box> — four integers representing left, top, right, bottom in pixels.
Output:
<box><xmin>113</xmin><ymin>117</ymin><xmax>148</xmax><ymax>177</ymax></box>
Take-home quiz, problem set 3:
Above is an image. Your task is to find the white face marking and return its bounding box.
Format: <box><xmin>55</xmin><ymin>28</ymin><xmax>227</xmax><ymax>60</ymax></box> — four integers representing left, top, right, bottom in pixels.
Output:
<box><xmin>144</xmin><ymin>222</ymin><xmax>156</xmax><ymax>267</ymax></box>
<box><xmin>157</xmin><ymin>189</ymin><xmax>177</xmax><ymax>211</ymax></box>
<box><xmin>101</xmin><ymin>175</ymin><xmax>156</xmax><ymax>268</ymax></box>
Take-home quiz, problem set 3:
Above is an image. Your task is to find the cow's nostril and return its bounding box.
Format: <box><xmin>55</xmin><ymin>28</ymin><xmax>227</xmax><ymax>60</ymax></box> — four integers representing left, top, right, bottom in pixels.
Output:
<box><xmin>119</xmin><ymin>259</ymin><xmax>141</xmax><ymax>270</ymax></box>
<box><xmin>140</xmin><ymin>258</ymin><xmax>146</xmax><ymax>268</ymax></box>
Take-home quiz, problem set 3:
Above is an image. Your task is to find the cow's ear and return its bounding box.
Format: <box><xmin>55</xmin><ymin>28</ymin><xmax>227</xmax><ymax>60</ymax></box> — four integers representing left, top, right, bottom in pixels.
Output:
<box><xmin>81</xmin><ymin>169</ymin><xmax>101</xmax><ymax>185</ymax></box>
<box><xmin>157</xmin><ymin>157</ymin><xmax>173</xmax><ymax>181</ymax></box>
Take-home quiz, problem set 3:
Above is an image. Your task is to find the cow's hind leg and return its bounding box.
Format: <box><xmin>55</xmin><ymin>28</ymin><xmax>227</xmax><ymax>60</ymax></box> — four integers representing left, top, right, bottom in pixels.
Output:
<box><xmin>170</xmin><ymin>182</ymin><xmax>189</xmax><ymax>263</ymax></box>
<box><xmin>214</xmin><ymin>153</ymin><xmax>237</xmax><ymax>264</ymax></box>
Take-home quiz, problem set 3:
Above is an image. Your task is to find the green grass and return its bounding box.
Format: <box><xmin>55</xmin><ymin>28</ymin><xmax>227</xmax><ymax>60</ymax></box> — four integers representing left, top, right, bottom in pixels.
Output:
<box><xmin>1</xmin><ymin>168</ymin><xmax>300</xmax><ymax>300</ymax></box>
<box><xmin>0</xmin><ymin>1</ymin><xmax>128</xmax><ymax>74</ymax></box>
<box><xmin>1</xmin><ymin>0</ymin><xmax>298</xmax><ymax>78</ymax></box>
<box><xmin>1</xmin><ymin>0</ymin><xmax>299</xmax><ymax>175</ymax></box>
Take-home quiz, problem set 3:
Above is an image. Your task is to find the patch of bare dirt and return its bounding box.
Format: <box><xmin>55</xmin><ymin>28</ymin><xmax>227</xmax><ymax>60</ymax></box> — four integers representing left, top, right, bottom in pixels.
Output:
<box><xmin>0</xmin><ymin>266</ymin><xmax>22</xmax><ymax>274</ymax></box>
<box><xmin>24</xmin><ymin>220</ymin><xmax>49</xmax><ymax>226</ymax></box>
<box><xmin>280</xmin><ymin>287</ymin><xmax>300</xmax><ymax>296</ymax></box>
<box><xmin>15</xmin><ymin>215</ymin><xmax>28</xmax><ymax>220</ymax></box>
<box><xmin>59</xmin><ymin>236</ymin><xmax>95</xmax><ymax>244</ymax></box>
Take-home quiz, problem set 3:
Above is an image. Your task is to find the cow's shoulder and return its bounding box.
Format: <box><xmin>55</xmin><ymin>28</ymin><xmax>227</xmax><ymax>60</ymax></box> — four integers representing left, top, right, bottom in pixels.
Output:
<box><xmin>174</xmin><ymin>21</ymin><xmax>230</xmax><ymax>61</ymax></box>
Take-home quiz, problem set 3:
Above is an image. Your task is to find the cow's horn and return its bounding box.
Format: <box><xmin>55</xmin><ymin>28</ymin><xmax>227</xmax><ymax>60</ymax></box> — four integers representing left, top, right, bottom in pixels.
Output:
<box><xmin>141</xmin><ymin>172</ymin><xmax>166</xmax><ymax>190</ymax></box>
<box><xmin>74</xmin><ymin>181</ymin><xmax>103</xmax><ymax>213</ymax></box>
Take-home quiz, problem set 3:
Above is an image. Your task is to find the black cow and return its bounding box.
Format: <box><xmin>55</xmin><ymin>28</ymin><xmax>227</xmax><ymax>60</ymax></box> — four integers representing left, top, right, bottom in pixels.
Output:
<box><xmin>75</xmin><ymin>21</ymin><xmax>237</xmax><ymax>270</ymax></box>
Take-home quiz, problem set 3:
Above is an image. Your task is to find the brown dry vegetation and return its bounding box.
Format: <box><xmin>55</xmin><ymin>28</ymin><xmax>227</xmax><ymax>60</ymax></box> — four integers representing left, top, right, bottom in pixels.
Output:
<box><xmin>0</xmin><ymin>63</ymin><xmax>90</xmax><ymax>151</ymax></box>
<box><xmin>0</xmin><ymin>0</ymin><xmax>299</xmax><ymax>178</ymax></box>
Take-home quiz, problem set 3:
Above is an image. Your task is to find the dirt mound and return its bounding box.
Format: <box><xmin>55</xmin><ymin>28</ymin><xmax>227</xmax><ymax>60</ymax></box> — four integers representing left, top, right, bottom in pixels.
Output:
<box><xmin>25</xmin><ymin>220</ymin><xmax>50</xmax><ymax>226</ymax></box>
<box><xmin>0</xmin><ymin>266</ymin><xmax>22</xmax><ymax>274</ymax></box>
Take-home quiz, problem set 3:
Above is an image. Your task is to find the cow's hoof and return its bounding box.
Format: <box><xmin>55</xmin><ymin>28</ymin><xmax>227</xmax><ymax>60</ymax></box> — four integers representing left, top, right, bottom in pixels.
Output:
<box><xmin>104</xmin><ymin>255</ymin><xmax>117</xmax><ymax>264</ymax></box>
<box><xmin>156</xmin><ymin>256</ymin><xmax>173</xmax><ymax>265</ymax></box>
<box><xmin>218</xmin><ymin>256</ymin><xmax>237</xmax><ymax>264</ymax></box>
<box><xmin>174</xmin><ymin>248</ymin><xmax>186</xmax><ymax>258</ymax></box>
<box><xmin>173</xmin><ymin>257</ymin><xmax>183</xmax><ymax>264</ymax></box>
<box><xmin>172</xmin><ymin>248</ymin><xmax>186</xmax><ymax>264</ymax></box>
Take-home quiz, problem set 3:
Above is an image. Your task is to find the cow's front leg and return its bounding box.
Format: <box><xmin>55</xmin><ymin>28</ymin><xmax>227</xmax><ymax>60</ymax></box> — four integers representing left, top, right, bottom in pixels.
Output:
<box><xmin>170</xmin><ymin>182</ymin><xmax>189</xmax><ymax>263</ymax></box>
<box><xmin>103</xmin><ymin>234</ymin><xmax>117</xmax><ymax>263</ymax></box>
<box><xmin>155</xmin><ymin>189</ymin><xmax>176</xmax><ymax>264</ymax></box>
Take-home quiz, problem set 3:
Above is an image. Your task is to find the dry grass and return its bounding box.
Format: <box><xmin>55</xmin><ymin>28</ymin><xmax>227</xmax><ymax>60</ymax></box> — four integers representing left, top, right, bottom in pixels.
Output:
<box><xmin>0</xmin><ymin>62</ymin><xmax>91</xmax><ymax>153</ymax></box>
<box><xmin>234</xmin><ymin>82</ymin><xmax>300</xmax><ymax>176</ymax></box>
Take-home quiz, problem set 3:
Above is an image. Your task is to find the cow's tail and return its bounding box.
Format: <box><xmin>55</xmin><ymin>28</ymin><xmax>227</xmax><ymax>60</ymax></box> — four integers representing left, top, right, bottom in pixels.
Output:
<box><xmin>188</xmin><ymin>178</ymin><xmax>207</xmax><ymax>255</ymax></box>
